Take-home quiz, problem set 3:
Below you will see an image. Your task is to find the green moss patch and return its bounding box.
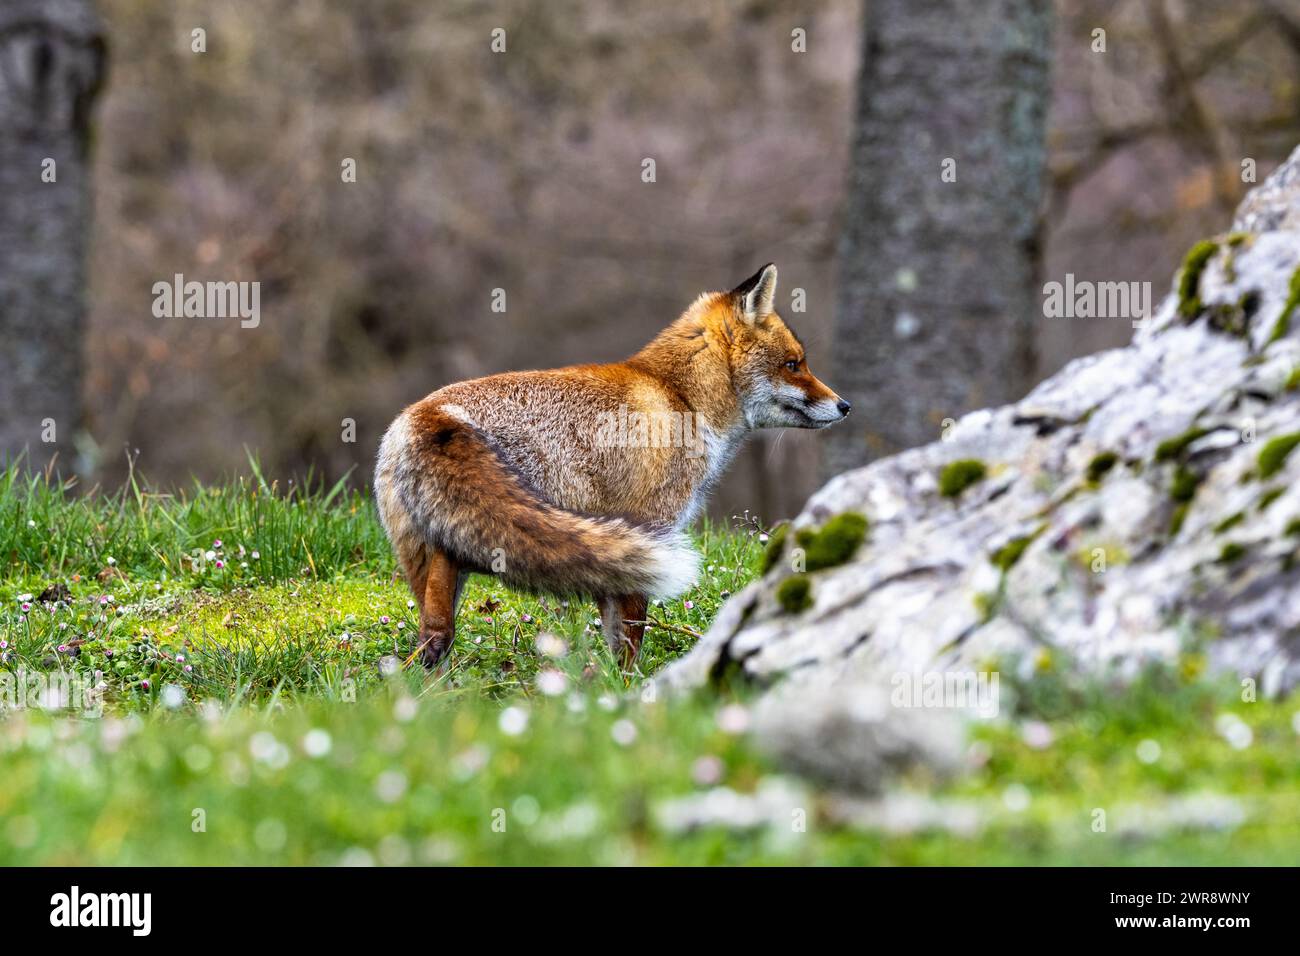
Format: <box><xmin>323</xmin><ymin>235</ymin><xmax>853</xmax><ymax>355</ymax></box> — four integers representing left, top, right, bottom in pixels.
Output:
<box><xmin>1169</xmin><ymin>502</ymin><xmax>1191</xmax><ymax>536</ymax></box>
<box><xmin>1170</xmin><ymin>466</ymin><xmax>1200</xmax><ymax>503</ymax></box>
<box><xmin>1213</xmin><ymin>512</ymin><xmax>1245</xmax><ymax>534</ymax></box>
<box><xmin>1177</xmin><ymin>239</ymin><xmax>1218</xmax><ymax>320</ymax></box>
<box><xmin>775</xmin><ymin>574</ymin><xmax>813</xmax><ymax>614</ymax></box>
<box><xmin>1216</xmin><ymin>542</ymin><xmax>1247</xmax><ymax>564</ymax></box>
<box><xmin>1265</xmin><ymin>264</ymin><xmax>1300</xmax><ymax>346</ymax></box>
<box><xmin>1258</xmin><ymin>432</ymin><xmax>1300</xmax><ymax>479</ymax></box>
<box><xmin>939</xmin><ymin>459</ymin><xmax>988</xmax><ymax>498</ymax></box>
<box><xmin>1155</xmin><ymin>427</ymin><xmax>1210</xmax><ymax>462</ymax></box>
<box><xmin>760</xmin><ymin>523</ymin><xmax>789</xmax><ymax>574</ymax></box>
<box><xmin>990</xmin><ymin>527</ymin><xmax>1044</xmax><ymax>573</ymax></box>
<box><xmin>794</xmin><ymin>512</ymin><xmax>868</xmax><ymax>572</ymax></box>
<box><xmin>1085</xmin><ymin>451</ymin><xmax>1119</xmax><ymax>485</ymax></box>
<box><xmin>1258</xmin><ymin>487</ymin><xmax>1286</xmax><ymax>511</ymax></box>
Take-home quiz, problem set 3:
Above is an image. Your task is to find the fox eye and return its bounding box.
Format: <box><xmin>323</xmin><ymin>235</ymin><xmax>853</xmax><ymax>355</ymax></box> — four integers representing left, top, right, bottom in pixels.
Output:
<box><xmin>784</xmin><ymin>358</ymin><xmax>801</xmax><ymax>371</ymax></box>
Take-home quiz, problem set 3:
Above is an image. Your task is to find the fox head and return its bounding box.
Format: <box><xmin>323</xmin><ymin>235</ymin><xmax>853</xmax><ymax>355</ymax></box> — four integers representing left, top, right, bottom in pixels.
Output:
<box><xmin>721</xmin><ymin>264</ymin><xmax>850</xmax><ymax>430</ymax></box>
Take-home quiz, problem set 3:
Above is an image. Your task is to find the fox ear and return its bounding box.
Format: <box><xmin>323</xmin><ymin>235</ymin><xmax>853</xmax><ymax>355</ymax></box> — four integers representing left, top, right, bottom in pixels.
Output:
<box><xmin>731</xmin><ymin>263</ymin><xmax>778</xmax><ymax>322</ymax></box>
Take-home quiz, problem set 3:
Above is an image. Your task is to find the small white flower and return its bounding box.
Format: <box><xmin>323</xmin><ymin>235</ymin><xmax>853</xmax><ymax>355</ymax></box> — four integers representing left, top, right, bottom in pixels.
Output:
<box><xmin>302</xmin><ymin>729</ymin><xmax>332</xmax><ymax>758</ymax></box>
<box><xmin>1136</xmin><ymin>739</ymin><xmax>1161</xmax><ymax>764</ymax></box>
<box><xmin>610</xmin><ymin>719</ymin><xmax>637</xmax><ymax>746</ymax></box>
<box><xmin>1002</xmin><ymin>783</ymin><xmax>1031</xmax><ymax>812</ymax></box>
<box><xmin>536</xmin><ymin>669</ymin><xmax>567</xmax><ymax>696</ymax></box>
<box><xmin>499</xmin><ymin>706</ymin><xmax>529</xmax><ymax>736</ymax></box>
<box><xmin>375</xmin><ymin>769</ymin><xmax>407</xmax><ymax>803</ymax></box>
<box><xmin>716</xmin><ymin>704</ymin><xmax>749</xmax><ymax>735</ymax></box>
<box><xmin>1021</xmin><ymin>721</ymin><xmax>1053</xmax><ymax>749</ymax></box>
<box><xmin>393</xmin><ymin>696</ymin><xmax>418</xmax><ymax>723</ymax></box>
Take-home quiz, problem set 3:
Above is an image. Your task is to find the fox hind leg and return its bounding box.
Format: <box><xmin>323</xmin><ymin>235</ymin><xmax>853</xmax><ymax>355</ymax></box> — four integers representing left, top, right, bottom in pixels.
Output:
<box><xmin>600</xmin><ymin>593</ymin><xmax>648</xmax><ymax>669</ymax></box>
<box><xmin>417</xmin><ymin>548</ymin><xmax>461</xmax><ymax>668</ymax></box>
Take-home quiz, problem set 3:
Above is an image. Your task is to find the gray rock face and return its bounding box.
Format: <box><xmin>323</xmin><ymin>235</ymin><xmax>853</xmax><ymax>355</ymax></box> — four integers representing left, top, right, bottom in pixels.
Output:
<box><xmin>664</xmin><ymin>143</ymin><xmax>1300</xmax><ymax>707</ymax></box>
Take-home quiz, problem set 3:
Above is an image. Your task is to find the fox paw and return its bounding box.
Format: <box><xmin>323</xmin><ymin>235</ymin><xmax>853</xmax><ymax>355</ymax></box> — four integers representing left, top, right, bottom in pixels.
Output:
<box><xmin>417</xmin><ymin>630</ymin><xmax>453</xmax><ymax>669</ymax></box>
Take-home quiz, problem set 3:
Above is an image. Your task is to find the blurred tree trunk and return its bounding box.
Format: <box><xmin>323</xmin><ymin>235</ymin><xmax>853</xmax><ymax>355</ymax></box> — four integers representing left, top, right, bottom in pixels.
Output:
<box><xmin>825</xmin><ymin>0</ymin><xmax>1051</xmax><ymax>476</ymax></box>
<box><xmin>0</xmin><ymin>0</ymin><xmax>105</xmax><ymax>471</ymax></box>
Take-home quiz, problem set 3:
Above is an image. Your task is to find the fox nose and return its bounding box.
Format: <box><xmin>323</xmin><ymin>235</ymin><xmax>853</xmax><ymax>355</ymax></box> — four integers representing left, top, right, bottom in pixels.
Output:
<box><xmin>836</xmin><ymin>399</ymin><xmax>852</xmax><ymax>417</ymax></box>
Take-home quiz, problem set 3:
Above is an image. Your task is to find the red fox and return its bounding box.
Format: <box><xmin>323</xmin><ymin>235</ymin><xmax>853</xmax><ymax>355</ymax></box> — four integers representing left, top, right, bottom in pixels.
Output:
<box><xmin>374</xmin><ymin>264</ymin><xmax>849</xmax><ymax>667</ymax></box>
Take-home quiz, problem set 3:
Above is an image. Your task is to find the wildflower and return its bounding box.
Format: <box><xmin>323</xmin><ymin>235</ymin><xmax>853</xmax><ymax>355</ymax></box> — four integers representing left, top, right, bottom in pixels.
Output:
<box><xmin>692</xmin><ymin>755</ymin><xmax>724</xmax><ymax>786</ymax></box>
<box><xmin>498</xmin><ymin>706</ymin><xmax>529</xmax><ymax>736</ymax></box>
<box><xmin>251</xmin><ymin>551</ymin><xmax>260</xmax><ymax>560</ymax></box>
<box><xmin>1136</xmin><ymin>739</ymin><xmax>1161</xmax><ymax>764</ymax></box>
<box><xmin>213</xmin><ymin>539</ymin><xmax>223</xmax><ymax>549</ymax></box>
<box><xmin>106</xmin><ymin>557</ymin><xmax>116</xmax><ymax>566</ymax></box>
<box><xmin>380</xmin><ymin>615</ymin><xmax>390</xmax><ymax>625</ymax></box>
<box><xmin>57</xmin><ymin>644</ymin><xmax>69</xmax><ymax>653</ymax></box>
<box><xmin>140</xmin><ymin>679</ymin><xmax>151</xmax><ymax>690</ymax></box>
<box><xmin>1021</xmin><ymin>721</ymin><xmax>1053</xmax><ymax>750</ymax></box>
<box><xmin>214</xmin><ymin>559</ymin><xmax>225</xmax><ymax>569</ymax></box>
<box><xmin>205</xmin><ymin>551</ymin><xmax>216</xmax><ymax>562</ymax></box>
<box><xmin>537</xmin><ymin>669</ymin><xmax>567</xmax><ymax>696</ymax></box>
<box><xmin>683</xmin><ymin>600</ymin><xmax>695</xmax><ymax>611</ymax></box>
<box><xmin>610</xmin><ymin>719</ymin><xmax>637</xmax><ymax>746</ymax></box>
<box><xmin>302</xmin><ymin>729</ymin><xmax>332</xmax><ymax>758</ymax></box>
<box><xmin>716</xmin><ymin>704</ymin><xmax>749</xmax><ymax>734</ymax></box>
<box><xmin>21</xmin><ymin>602</ymin><xmax>30</xmax><ymax>613</ymax></box>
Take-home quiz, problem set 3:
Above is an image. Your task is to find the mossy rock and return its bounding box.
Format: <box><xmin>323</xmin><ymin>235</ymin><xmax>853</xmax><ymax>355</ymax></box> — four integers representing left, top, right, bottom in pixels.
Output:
<box><xmin>1217</xmin><ymin>542</ymin><xmax>1247</xmax><ymax>564</ymax></box>
<box><xmin>775</xmin><ymin>574</ymin><xmax>813</xmax><ymax>614</ymax></box>
<box><xmin>794</xmin><ymin>512</ymin><xmax>868</xmax><ymax>572</ymax></box>
<box><xmin>1177</xmin><ymin>239</ymin><xmax>1218</xmax><ymax>320</ymax></box>
<box><xmin>1085</xmin><ymin>451</ymin><xmax>1118</xmax><ymax>485</ymax></box>
<box><xmin>1265</xmin><ymin>264</ymin><xmax>1300</xmax><ymax>346</ymax></box>
<box><xmin>760</xmin><ymin>523</ymin><xmax>789</xmax><ymax>574</ymax></box>
<box><xmin>1258</xmin><ymin>432</ymin><xmax>1300</xmax><ymax>479</ymax></box>
<box><xmin>1170</xmin><ymin>465</ymin><xmax>1200</xmax><ymax>503</ymax></box>
<box><xmin>1169</xmin><ymin>502</ymin><xmax>1191</xmax><ymax>536</ymax></box>
<box><xmin>939</xmin><ymin>459</ymin><xmax>987</xmax><ymax>498</ymax></box>
<box><xmin>1258</xmin><ymin>487</ymin><xmax>1285</xmax><ymax>512</ymax></box>
<box><xmin>1213</xmin><ymin>512</ymin><xmax>1245</xmax><ymax>534</ymax></box>
<box><xmin>989</xmin><ymin>527</ymin><xmax>1044</xmax><ymax>573</ymax></box>
<box><xmin>1155</xmin><ymin>427</ymin><xmax>1210</xmax><ymax>462</ymax></box>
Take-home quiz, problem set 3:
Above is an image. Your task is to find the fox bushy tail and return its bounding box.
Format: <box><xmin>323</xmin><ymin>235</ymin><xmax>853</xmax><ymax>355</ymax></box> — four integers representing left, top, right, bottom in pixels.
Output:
<box><xmin>375</xmin><ymin>406</ymin><xmax>698</xmax><ymax>597</ymax></box>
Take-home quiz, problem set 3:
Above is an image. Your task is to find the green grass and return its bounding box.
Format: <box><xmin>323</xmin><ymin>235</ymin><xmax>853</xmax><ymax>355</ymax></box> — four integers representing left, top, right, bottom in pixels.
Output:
<box><xmin>2</xmin><ymin>464</ymin><xmax>1298</xmax><ymax>865</ymax></box>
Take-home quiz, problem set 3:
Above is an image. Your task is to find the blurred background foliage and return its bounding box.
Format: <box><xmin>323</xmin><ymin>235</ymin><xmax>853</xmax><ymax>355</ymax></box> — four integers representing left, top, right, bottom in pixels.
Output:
<box><xmin>80</xmin><ymin>0</ymin><xmax>1300</xmax><ymax>518</ymax></box>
